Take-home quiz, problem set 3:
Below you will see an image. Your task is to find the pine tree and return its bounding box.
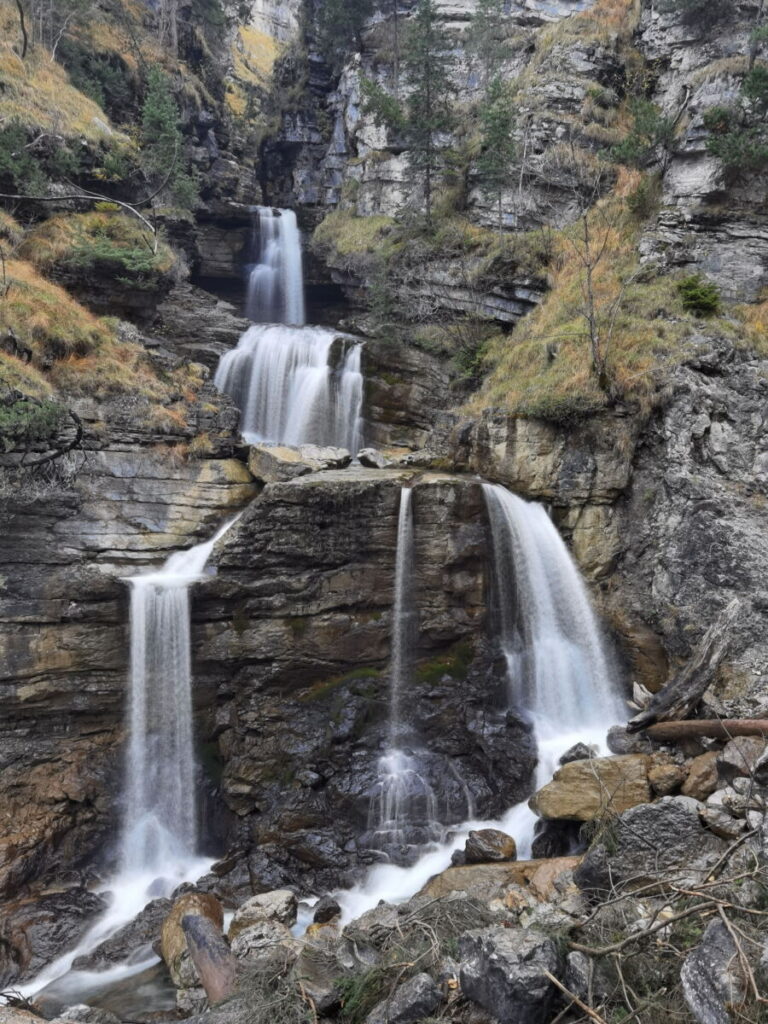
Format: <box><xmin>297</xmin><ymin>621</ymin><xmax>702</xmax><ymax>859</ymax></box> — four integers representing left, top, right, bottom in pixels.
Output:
<box><xmin>465</xmin><ymin>0</ymin><xmax>507</xmax><ymax>89</ymax></box>
<box><xmin>140</xmin><ymin>69</ymin><xmax>198</xmax><ymax>210</ymax></box>
<box><xmin>477</xmin><ymin>75</ymin><xmax>516</xmax><ymax>236</ymax></box>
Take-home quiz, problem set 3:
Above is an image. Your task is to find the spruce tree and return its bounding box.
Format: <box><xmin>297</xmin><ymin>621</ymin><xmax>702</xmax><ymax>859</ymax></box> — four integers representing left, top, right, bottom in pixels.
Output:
<box><xmin>477</xmin><ymin>75</ymin><xmax>516</xmax><ymax>236</ymax></box>
<box><xmin>140</xmin><ymin>68</ymin><xmax>198</xmax><ymax>210</ymax></box>
<box><xmin>466</xmin><ymin>0</ymin><xmax>507</xmax><ymax>88</ymax></box>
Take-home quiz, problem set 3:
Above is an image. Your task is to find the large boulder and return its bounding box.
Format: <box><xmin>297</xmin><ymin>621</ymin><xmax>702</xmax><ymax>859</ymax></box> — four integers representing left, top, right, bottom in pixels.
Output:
<box><xmin>228</xmin><ymin>889</ymin><xmax>297</xmax><ymax>939</ymax></box>
<box><xmin>464</xmin><ymin>829</ymin><xmax>517</xmax><ymax>864</ymax></box>
<box><xmin>682</xmin><ymin>751</ymin><xmax>719</xmax><ymax>800</ymax></box>
<box><xmin>420</xmin><ymin>858</ymin><xmax>582</xmax><ymax>904</ymax></box>
<box><xmin>247</xmin><ymin>444</ymin><xmax>351</xmax><ymax>483</ymax></box>
<box><xmin>529</xmin><ymin>755</ymin><xmax>651</xmax><ymax>821</ymax></box>
<box><xmin>717</xmin><ymin>737</ymin><xmax>767</xmax><ymax>782</ymax></box>
<box><xmin>459</xmin><ymin>927</ymin><xmax>562</xmax><ymax>1024</ymax></box>
<box><xmin>365</xmin><ymin>972</ymin><xmax>441</xmax><ymax>1024</ymax></box>
<box><xmin>160</xmin><ymin>892</ymin><xmax>224</xmax><ymax>988</ymax></box>
<box><xmin>575</xmin><ymin>796</ymin><xmax>727</xmax><ymax>893</ymax></box>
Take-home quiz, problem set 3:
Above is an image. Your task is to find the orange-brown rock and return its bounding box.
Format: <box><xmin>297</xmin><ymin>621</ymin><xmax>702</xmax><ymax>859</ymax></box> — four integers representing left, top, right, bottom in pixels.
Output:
<box><xmin>418</xmin><ymin>856</ymin><xmax>582</xmax><ymax>903</ymax></box>
<box><xmin>161</xmin><ymin>892</ymin><xmax>224</xmax><ymax>989</ymax></box>
<box><xmin>529</xmin><ymin>755</ymin><xmax>651</xmax><ymax>821</ymax></box>
<box><xmin>681</xmin><ymin>751</ymin><xmax>719</xmax><ymax>801</ymax></box>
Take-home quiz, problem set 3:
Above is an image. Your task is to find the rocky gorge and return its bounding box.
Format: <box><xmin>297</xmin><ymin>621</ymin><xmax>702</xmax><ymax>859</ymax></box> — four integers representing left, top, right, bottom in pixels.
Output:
<box><xmin>1</xmin><ymin>0</ymin><xmax>768</xmax><ymax>1022</ymax></box>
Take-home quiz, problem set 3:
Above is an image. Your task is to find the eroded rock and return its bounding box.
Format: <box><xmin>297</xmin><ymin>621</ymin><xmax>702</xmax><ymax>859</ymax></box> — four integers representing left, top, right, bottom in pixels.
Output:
<box><xmin>529</xmin><ymin>755</ymin><xmax>650</xmax><ymax>821</ymax></box>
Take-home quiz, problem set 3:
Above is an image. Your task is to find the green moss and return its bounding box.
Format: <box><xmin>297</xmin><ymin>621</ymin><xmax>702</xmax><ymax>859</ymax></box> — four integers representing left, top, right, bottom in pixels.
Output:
<box><xmin>414</xmin><ymin>640</ymin><xmax>475</xmax><ymax>686</ymax></box>
<box><xmin>299</xmin><ymin>666</ymin><xmax>383</xmax><ymax>703</ymax></box>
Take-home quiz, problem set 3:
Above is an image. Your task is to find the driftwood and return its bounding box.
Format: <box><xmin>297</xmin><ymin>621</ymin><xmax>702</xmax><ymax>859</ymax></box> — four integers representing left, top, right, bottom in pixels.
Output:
<box><xmin>646</xmin><ymin>719</ymin><xmax>768</xmax><ymax>742</ymax></box>
<box><xmin>626</xmin><ymin>598</ymin><xmax>742</xmax><ymax>733</ymax></box>
<box><xmin>181</xmin><ymin>914</ymin><xmax>237</xmax><ymax>1006</ymax></box>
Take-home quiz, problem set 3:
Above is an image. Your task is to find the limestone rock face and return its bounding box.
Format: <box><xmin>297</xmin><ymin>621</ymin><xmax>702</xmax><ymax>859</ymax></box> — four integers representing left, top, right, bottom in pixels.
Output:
<box><xmin>529</xmin><ymin>755</ymin><xmax>651</xmax><ymax>821</ymax></box>
<box><xmin>459</xmin><ymin>927</ymin><xmax>562</xmax><ymax>1024</ymax></box>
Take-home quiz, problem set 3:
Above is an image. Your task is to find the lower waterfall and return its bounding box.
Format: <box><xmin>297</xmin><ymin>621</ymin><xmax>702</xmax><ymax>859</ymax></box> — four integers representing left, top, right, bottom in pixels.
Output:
<box><xmin>214</xmin><ymin>324</ymin><xmax>363</xmax><ymax>451</ymax></box>
<box><xmin>335</xmin><ymin>483</ymin><xmax>625</xmax><ymax>922</ymax></box>
<box><xmin>19</xmin><ymin>519</ymin><xmax>238</xmax><ymax>1004</ymax></box>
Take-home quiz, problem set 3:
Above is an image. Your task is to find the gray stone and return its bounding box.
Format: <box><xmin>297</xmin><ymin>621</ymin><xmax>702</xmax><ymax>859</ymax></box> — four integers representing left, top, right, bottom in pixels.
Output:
<box><xmin>559</xmin><ymin>742</ymin><xmax>597</xmax><ymax>765</ymax></box>
<box><xmin>717</xmin><ymin>737</ymin><xmax>767</xmax><ymax>782</ymax></box>
<box><xmin>53</xmin><ymin>1007</ymin><xmax>121</xmax><ymax>1024</ymax></box>
<box><xmin>365</xmin><ymin>972</ymin><xmax>441</xmax><ymax>1024</ymax></box>
<box><xmin>607</xmin><ymin>726</ymin><xmax>653</xmax><ymax>755</ymax></box>
<box><xmin>72</xmin><ymin>897</ymin><xmax>171</xmax><ymax>970</ymax></box>
<box><xmin>229</xmin><ymin>918</ymin><xmax>295</xmax><ymax>962</ymax></box>
<box><xmin>313</xmin><ymin>894</ymin><xmax>341</xmax><ymax>924</ymax></box>
<box><xmin>565</xmin><ymin>951</ymin><xmax>610</xmax><ymax>1004</ymax></box>
<box><xmin>459</xmin><ymin>927</ymin><xmax>562</xmax><ymax>1024</ymax></box>
<box><xmin>229</xmin><ymin>889</ymin><xmax>298</xmax><ymax>934</ymax></box>
<box><xmin>356</xmin><ymin>447</ymin><xmax>389</xmax><ymax>469</ymax></box>
<box><xmin>681</xmin><ymin>920</ymin><xmax>747</xmax><ymax>1024</ymax></box>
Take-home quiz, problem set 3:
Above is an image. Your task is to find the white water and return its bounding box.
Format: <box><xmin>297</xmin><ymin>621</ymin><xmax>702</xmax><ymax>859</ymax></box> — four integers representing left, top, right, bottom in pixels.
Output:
<box><xmin>19</xmin><ymin>519</ymin><xmax>239</xmax><ymax>1003</ymax></box>
<box><xmin>246</xmin><ymin>207</ymin><xmax>305</xmax><ymax>326</ymax></box>
<box><xmin>214</xmin><ymin>324</ymin><xmax>364</xmax><ymax>451</ymax></box>
<box><xmin>335</xmin><ymin>484</ymin><xmax>625</xmax><ymax>924</ymax></box>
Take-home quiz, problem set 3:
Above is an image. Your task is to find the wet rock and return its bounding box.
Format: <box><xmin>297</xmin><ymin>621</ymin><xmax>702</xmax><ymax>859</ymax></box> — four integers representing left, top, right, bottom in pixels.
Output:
<box><xmin>181</xmin><ymin>913</ymin><xmax>237</xmax><ymax>1006</ymax></box>
<box><xmin>459</xmin><ymin>927</ymin><xmax>562</xmax><ymax>1024</ymax></box>
<box><xmin>365</xmin><ymin>972</ymin><xmax>441</xmax><ymax>1024</ymax></box>
<box><xmin>356</xmin><ymin>447</ymin><xmax>388</xmax><ymax>469</ymax></box>
<box><xmin>229</xmin><ymin>889</ymin><xmax>297</xmax><ymax>938</ymax></box>
<box><xmin>73</xmin><ymin>897</ymin><xmax>171</xmax><ymax>970</ymax></box>
<box><xmin>52</xmin><ymin>1007</ymin><xmax>121</xmax><ymax>1024</ymax></box>
<box><xmin>531</xmin><ymin>820</ymin><xmax>581</xmax><ymax>859</ymax></box>
<box><xmin>607</xmin><ymin>726</ymin><xmax>653</xmax><ymax>755</ymax></box>
<box><xmin>160</xmin><ymin>891</ymin><xmax>224</xmax><ymax>989</ymax></box>
<box><xmin>229</xmin><ymin>918</ymin><xmax>295</xmax><ymax>966</ymax></box>
<box><xmin>529</xmin><ymin>755</ymin><xmax>650</xmax><ymax>821</ymax></box>
<box><xmin>313</xmin><ymin>894</ymin><xmax>341</xmax><ymax>924</ymax></box>
<box><xmin>681</xmin><ymin>920</ymin><xmax>747</xmax><ymax>1024</ymax></box>
<box><xmin>559</xmin><ymin>742</ymin><xmax>597</xmax><ymax>765</ymax></box>
<box><xmin>0</xmin><ymin>889</ymin><xmax>108</xmax><ymax>987</ymax></box>
<box><xmin>464</xmin><ymin>829</ymin><xmax>517</xmax><ymax>864</ymax></box>
<box><xmin>575</xmin><ymin>796</ymin><xmax>727</xmax><ymax>893</ymax></box>
<box><xmin>717</xmin><ymin>737</ymin><xmax>767</xmax><ymax>782</ymax></box>
<box><xmin>682</xmin><ymin>751</ymin><xmax>720</xmax><ymax>801</ymax></box>
<box><xmin>247</xmin><ymin>443</ymin><xmax>351</xmax><ymax>483</ymax></box>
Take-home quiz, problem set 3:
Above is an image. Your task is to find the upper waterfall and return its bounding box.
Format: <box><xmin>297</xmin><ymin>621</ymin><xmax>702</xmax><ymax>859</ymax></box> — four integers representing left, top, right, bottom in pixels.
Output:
<box><xmin>246</xmin><ymin>207</ymin><xmax>305</xmax><ymax>326</ymax></box>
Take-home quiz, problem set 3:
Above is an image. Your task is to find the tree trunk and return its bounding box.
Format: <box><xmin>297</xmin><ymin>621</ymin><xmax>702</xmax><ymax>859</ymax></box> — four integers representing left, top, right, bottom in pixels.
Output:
<box><xmin>626</xmin><ymin>598</ymin><xmax>743</xmax><ymax>733</ymax></box>
<box><xmin>181</xmin><ymin>914</ymin><xmax>237</xmax><ymax>1006</ymax></box>
<box><xmin>15</xmin><ymin>0</ymin><xmax>28</xmax><ymax>57</ymax></box>
<box><xmin>645</xmin><ymin>719</ymin><xmax>768</xmax><ymax>741</ymax></box>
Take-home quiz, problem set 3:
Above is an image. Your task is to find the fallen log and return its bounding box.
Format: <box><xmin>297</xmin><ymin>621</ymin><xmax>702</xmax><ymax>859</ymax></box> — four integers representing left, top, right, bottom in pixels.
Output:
<box><xmin>626</xmin><ymin>598</ymin><xmax>742</xmax><ymax>733</ymax></box>
<box><xmin>646</xmin><ymin>719</ymin><xmax>768</xmax><ymax>742</ymax></box>
<box><xmin>181</xmin><ymin>913</ymin><xmax>237</xmax><ymax>1006</ymax></box>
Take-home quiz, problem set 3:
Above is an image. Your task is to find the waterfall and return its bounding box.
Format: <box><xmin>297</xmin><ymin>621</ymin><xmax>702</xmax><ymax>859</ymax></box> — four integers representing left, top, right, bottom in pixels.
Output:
<box><xmin>335</xmin><ymin>484</ymin><xmax>624</xmax><ymax>921</ymax></box>
<box><xmin>214</xmin><ymin>324</ymin><xmax>363</xmax><ymax>451</ymax></box>
<box><xmin>121</xmin><ymin>518</ymin><xmax>237</xmax><ymax>877</ymax></box>
<box><xmin>246</xmin><ymin>207</ymin><xmax>305</xmax><ymax>326</ymax></box>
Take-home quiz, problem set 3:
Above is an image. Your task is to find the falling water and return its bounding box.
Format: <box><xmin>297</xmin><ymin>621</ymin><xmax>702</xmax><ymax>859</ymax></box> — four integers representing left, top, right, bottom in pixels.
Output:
<box><xmin>245</xmin><ymin>207</ymin><xmax>305</xmax><ymax>326</ymax></box>
<box><xmin>214</xmin><ymin>324</ymin><xmax>364</xmax><ymax>450</ymax></box>
<box><xmin>369</xmin><ymin>489</ymin><xmax>444</xmax><ymax>855</ymax></box>
<box><xmin>335</xmin><ymin>484</ymin><xmax>624</xmax><ymax>921</ymax></box>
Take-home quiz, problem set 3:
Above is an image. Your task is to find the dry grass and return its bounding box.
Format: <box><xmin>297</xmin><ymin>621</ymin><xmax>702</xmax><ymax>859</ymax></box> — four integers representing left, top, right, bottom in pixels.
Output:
<box><xmin>735</xmin><ymin>297</ymin><xmax>768</xmax><ymax>356</ymax></box>
<box><xmin>0</xmin><ymin>1</ymin><xmax>122</xmax><ymax>141</ymax></box>
<box><xmin>226</xmin><ymin>24</ymin><xmax>281</xmax><ymax>116</ymax></box>
<box><xmin>470</xmin><ymin>169</ymin><xmax>741</xmax><ymax>423</ymax></box>
<box><xmin>0</xmin><ymin>210</ymin><xmax>23</xmax><ymax>248</ymax></box>
<box><xmin>0</xmin><ymin>351</ymin><xmax>53</xmax><ymax>398</ymax></box>
<box><xmin>313</xmin><ymin>210</ymin><xmax>396</xmax><ymax>257</ymax></box>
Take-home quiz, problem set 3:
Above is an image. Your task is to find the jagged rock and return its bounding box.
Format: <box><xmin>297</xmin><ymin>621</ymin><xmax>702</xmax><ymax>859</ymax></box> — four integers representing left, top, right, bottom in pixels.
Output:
<box><xmin>529</xmin><ymin>755</ymin><xmax>650</xmax><ymax>821</ymax></box>
<box><xmin>681</xmin><ymin>920</ymin><xmax>747</xmax><ymax>1024</ymax></box>
<box><xmin>365</xmin><ymin>972</ymin><xmax>441</xmax><ymax>1024</ymax></box>
<box><xmin>247</xmin><ymin>443</ymin><xmax>351</xmax><ymax>483</ymax></box>
<box><xmin>313</xmin><ymin>894</ymin><xmax>341</xmax><ymax>924</ymax></box>
<box><xmin>229</xmin><ymin>918</ymin><xmax>295</xmax><ymax>965</ymax></box>
<box><xmin>565</xmin><ymin>951</ymin><xmax>610</xmax><ymax>1004</ymax></box>
<box><xmin>464</xmin><ymin>829</ymin><xmax>517</xmax><ymax>864</ymax></box>
<box><xmin>176</xmin><ymin>987</ymin><xmax>208</xmax><ymax>1016</ymax></box>
<box><xmin>717</xmin><ymin>737</ymin><xmax>767</xmax><ymax>781</ymax></box>
<box><xmin>160</xmin><ymin>892</ymin><xmax>224</xmax><ymax>989</ymax></box>
<box><xmin>0</xmin><ymin>889</ymin><xmax>108</xmax><ymax>987</ymax></box>
<box><xmin>459</xmin><ymin>927</ymin><xmax>562</xmax><ymax>1024</ymax></box>
<box><xmin>682</xmin><ymin>751</ymin><xmax>720</xmax><ymax>801</ymax></box>
<box><xmin>699</xmin><ymin>791</ymin><xmax>747</xmax><ymax>840</ymax></box>
<box><xmin>606</xmin><ymin>725</ymin><xmax>654</xmax><ymax>755</ymax></box>
<box><xmin>73</xmin><ymin>897</ymin><xmax>171</xmax><ymax>970</ymax></box>
<box><xmin>575</xmin><ymin>796</ymin><xmax>727</xmax><ymax>893</ymax></box>
<box><xmin>356</xmin><ymin>447</ymin><xmax>389</xmax><ymax>469</ymax></box>
<box><xmin>531</xmin><ymin>820</ymin><xmax>581</xmax><ymax>859</ymax></box>
<box><xmin>559</xmin><ymin>742</ymin><xmax>597</xmax><ymax>765</ymax></box>
<box><xmin>229</xmin><ymin>889</ymin><xmax>298</xmax><ymax>938</ymax></box>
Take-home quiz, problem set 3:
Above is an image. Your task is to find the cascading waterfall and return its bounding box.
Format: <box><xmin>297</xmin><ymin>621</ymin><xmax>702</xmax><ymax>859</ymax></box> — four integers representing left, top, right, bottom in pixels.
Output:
<box><xmin>369</xmin><ymin>489</ymin><xmax>442</xmax><ymax>853</ymax></box>
<box><xmin>214</xmin><ymin>324</ymin><xmax>363</xmax><ymax>451</ymax></box>
<box><xmin>20</xmin><ymin>519</ymin><xmax>238</xmax><ymax>1003</ymax></box>
<box><xmin>335</xmin><ymin>484</ymin><xmax>624</xmax><ymax>921</ymax></box>
<box><xmin>246</xmin><ymin>207</ymin><xmax>305</xmax><ymax>326</ymax></box>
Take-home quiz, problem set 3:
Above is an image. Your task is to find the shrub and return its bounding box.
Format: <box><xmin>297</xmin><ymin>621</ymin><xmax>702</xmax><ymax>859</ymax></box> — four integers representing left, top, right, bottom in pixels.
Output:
<box><xmin>610</xmin><ymin>99</ymin><xmax>675</xmax><ymax>167</ymax></box>
<box><xmin>140</xmin><ymin>68</ymin><xmax>199</xmax><ymax>211</ymax></box>
<box><xmin>626</xmin><ymin>175</ymin><xmax>660</xmax><ymax>220</ymax></box>
<box><xmin>0</xmin><ymin>393</ymin><xmax>67</xmax><ymax>454</ymax></box>
<box><xmin>678</xmin><ymin>274</ymin><xmax>721</xmax><ymax>316</ymax></box>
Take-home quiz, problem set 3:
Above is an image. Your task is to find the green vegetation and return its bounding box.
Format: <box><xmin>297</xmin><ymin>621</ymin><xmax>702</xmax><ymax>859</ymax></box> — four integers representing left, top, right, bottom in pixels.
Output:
<box><xmin>299</xmin><ymin>666</ymin><xmax>382</xmax><ymax>703</ymax></box>
<box><xmin>415</xmin><ymin>640</ymin><xmax>475</xmax><ymax>686</ymax></box>
<box><xmin>0</xmin><ymin>392</ymin><xmax>67</xmax><ymax>453</ymax></box>
<box><xmin>678</xmin><ymin>274</ymin><xmax>721</xmax><ymax>316</ymax></box>
<box><xmin>609</xmin><ymin>98</ymin><xmax>674</xmax><ymax>168</ymax></box>
<box><xmin>140</xmin><ymin>68</ymin><xmax>199</xmax><ymax>210</ymax></box>
<box><xmin>477</xmin><ymin>76</ymin><xmax>517</xmax><ymax>235</ymax></box>
<box><xmin>317</xmin><ymin>0</ymin><xmax>374</xmax><ymax>72</ymax></box>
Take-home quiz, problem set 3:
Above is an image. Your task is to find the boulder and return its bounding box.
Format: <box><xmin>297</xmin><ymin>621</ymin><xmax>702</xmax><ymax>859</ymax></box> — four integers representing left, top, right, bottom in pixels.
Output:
<box><xmin>682</xmin><ymin>751</ymin><xmax>720</xmax><ymax>800</ymax></box>
<box><xmin>681</xmin><ymin>920</ymin><xmax>747</xmax><ymax>1024</ymax></box>
<box><xmin>529</xmin><ymin>755</ymin><xmax>651</xmax><ymax>821</ymax></box>
<box><xmin>459</xmin><ymin>927</ymin><xmax>562</xmax><ymax>1024</ymax></box>
<box><xmin>575</xmin><ymin>796</ymin><xmax>727</xmax><ymax>893</ymax></box>
<box><xmin>565</xmin><ymin>951</ymin><xmax>610</xmax><ymax>1004</ymax></box>
<box><xmin>160</xmin><ymin>891</ymin><xmax>224</xmax><ymax>989</ymax></box>
<box><xmin>229</xmin><ymin>918</ymin><xmax>295</xmax><ymax>967</ymax></box>
<box><xmin>247</xmin><ymin>444</ymin><xmax>351</xmax><ymax>483</ymax></box>
<box><xmin>559</xmin><ymin>742</ymin><xmax>597</xmax><ymax>765</ymax></box>
<box><xmin>607</xmin><ymin>726</ymin><xmax>653</xmax><ymax>755</ymax></box>
<box><xmin>699</xmin><ymin>791</ymin><xmax>747</xmax><ymax>840</ymax></box>
<box><xmin>717</xmin><ymin>737</ymin><xmax>767</xmax><ymax>781</ymax></box>
<box><xmin>365</xmin><ymin>972</ymin><xmax>441</xmax><ymax>1024</ymax></box>
<box><xmin>464</xmin><ymin>829</ymin><xmax>517</xmax><ymax>864</ymax></box>
<box><xmin>229</xmin><ymin>889</ymin><xmax>297</xmax><ymax>939</ymax></box>
<box><xmin>313</xmin><ymin>894</ymin><xmax>341</xmax><ymax>924</ymax></box>
<box><xmin>356</xmin><ymin>447</ymin><xmax>389</xmax><ymax>469</ymax></box>
<box><xmin>73</xmin><ymin>897</ymin><xmax>171</xmax><ymax>970</ymax></box>
<box><xmin>419</xmin><ymin>858</ymin><xmax>582</xmax><ymax>903</ymax></box>
<box><xmin>648</xmin><ymin>760</ymin><xmax>686</xmax><ymax>796</ymax></box>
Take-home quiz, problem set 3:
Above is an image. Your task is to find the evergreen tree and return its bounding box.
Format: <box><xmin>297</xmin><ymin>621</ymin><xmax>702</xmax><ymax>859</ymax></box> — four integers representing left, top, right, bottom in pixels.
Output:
<box><xmin>140</xmin><ymin>68</ymin><xmax>198</xmax><ymax>210</ymax></box>
<box><xmin>465</xmin><ymin>0</ymin><xmax>507</xmax><ymax>89</ymax></box>
<box><xmin>365</xmin><ymin>0</ymin><xmax>455</xmax><ymax>226</ymax></box>
<box><xmin>477</xmin><ymin>75</ymin><xmax>516</xmax><ymax>235</ymax></box>
<box><xmin>318</xmin><ymin>0</ymin><xmax>374</xmax><ymax>72</ymax></box>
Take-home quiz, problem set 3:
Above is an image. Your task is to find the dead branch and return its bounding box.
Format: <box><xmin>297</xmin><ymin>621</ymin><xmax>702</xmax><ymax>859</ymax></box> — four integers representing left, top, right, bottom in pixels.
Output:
<box><xmin>627</xmin><ymin>598</ymin><xmax>742</xmax><ymax>732</ymax></box>
<box><xmin>645</xmin><ymin>719</ymin><xmax>768</xmax><ymax>741</ymax></box>
<box><xmin>569</xmin><ymin>900</ymin><xmax>720</xmax><ymax>956</ymax></box>
<box><xmin>543</xmin><ymin>970</ymin><xmax>609</xmax><ymax>1024</ymax></box>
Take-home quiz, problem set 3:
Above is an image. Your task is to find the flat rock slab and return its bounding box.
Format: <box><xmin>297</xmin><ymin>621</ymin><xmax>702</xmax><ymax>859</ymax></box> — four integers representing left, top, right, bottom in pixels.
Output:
<box><xmin>418</xmin><ymin>857</ymin><xmax>582</xmax><ymax>903</ymax></box>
